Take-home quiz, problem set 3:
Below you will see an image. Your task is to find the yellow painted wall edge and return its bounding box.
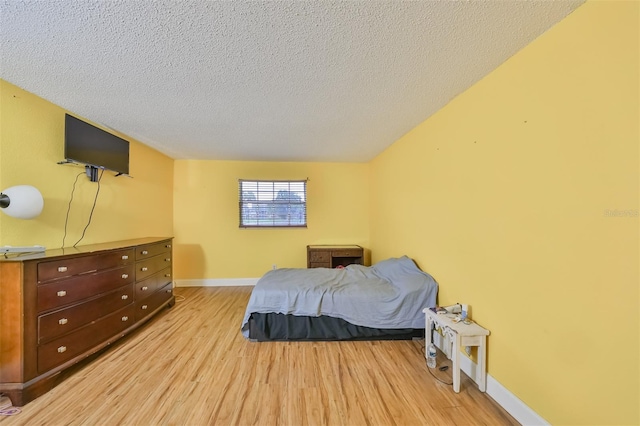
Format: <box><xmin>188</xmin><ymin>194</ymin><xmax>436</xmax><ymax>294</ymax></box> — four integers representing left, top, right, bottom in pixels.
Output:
<box><xmin>369</xmin><ymin>2</ymin><xmax>638</xmax><ymax>424</ymax></box>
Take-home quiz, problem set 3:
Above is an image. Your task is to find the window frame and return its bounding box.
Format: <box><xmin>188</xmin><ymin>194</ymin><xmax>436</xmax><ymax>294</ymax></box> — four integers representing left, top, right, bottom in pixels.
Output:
<box><xmin>238</xmin><ymin>179</ymin><xmax>308</xmax><ymax>228</ymax></box>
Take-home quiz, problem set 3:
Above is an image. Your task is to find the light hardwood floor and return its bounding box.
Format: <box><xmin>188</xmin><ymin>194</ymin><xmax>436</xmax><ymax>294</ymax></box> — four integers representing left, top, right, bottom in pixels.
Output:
<box><xmin>0</xmin><ymin>287</ymin><xmax>518</xmax><ymax>426</ymax></box>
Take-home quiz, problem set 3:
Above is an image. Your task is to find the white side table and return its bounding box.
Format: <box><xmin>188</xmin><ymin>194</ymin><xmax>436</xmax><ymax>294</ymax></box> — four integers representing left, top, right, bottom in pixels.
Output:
<box><xmin>423</xmin><ymin>308</ymin><xmax>490</xmax><ymax>393</ymax></box>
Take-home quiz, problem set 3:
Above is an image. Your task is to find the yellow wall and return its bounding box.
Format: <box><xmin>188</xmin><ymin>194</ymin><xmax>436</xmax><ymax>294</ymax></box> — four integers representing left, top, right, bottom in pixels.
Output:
<box><xmin>173</xmin><ymin>160</ymin><xmax>370</xmax><ymax>279</ymax></box>
<box><xmin>2</xmin><ymin>2</ymin><xmax>638</xmax><ymax>423</ymax></box>
<box><xmin>0</xmin><ymin>80</ymin><xmax>174</xmax><ymax>248</ymax></box>
<box><xmin>370</xmin><ymin>2</ymin><xmax>638</xmax><ymax>424</ymax></box>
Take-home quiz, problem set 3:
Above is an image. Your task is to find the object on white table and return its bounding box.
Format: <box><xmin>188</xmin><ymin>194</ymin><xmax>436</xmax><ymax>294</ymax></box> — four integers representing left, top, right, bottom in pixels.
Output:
<box><xmin>461</xmin><ymin>304</ymin><xmax>469</xmax><ymax>320</ymax></box>
<box><xmin>427</xmin><ymin>343</ymin><xmax>437</xmax><ymax>368</ymax></box>
<box><xmin>444</xmin><ymin>303</ymin><xmax>461</xmax><ymax>314</ymax></box>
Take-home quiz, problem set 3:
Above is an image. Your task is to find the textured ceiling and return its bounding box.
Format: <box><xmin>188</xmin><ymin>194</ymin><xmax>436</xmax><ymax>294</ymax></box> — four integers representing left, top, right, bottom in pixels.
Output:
<box><xmin>1</xmin><ymin>0</ymin><xmax>584</xmax><ymax>163</ymax></box>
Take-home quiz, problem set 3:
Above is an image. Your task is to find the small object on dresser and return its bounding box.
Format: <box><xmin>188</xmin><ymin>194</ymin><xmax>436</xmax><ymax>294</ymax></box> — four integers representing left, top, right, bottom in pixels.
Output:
<box><xmin>1</xmin><ymin>245</ymin><xmax>46</xmax><ymax>254</ymax></box>
<box><xmin>427</xmin><ymin>343</ymin><xmax>437</xmax><ymax>368</ymax></box>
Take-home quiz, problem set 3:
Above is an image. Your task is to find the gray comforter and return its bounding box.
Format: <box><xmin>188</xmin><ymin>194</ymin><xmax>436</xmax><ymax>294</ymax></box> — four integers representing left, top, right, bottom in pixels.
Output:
<box><xmin>241</xmin><ymin>256</ymin><xmax>438</xmax><ymax>338</ymax></box>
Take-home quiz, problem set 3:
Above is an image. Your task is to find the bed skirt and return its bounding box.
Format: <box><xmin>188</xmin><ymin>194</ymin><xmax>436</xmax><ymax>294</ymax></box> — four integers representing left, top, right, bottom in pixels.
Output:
<box><xmin>247</xmin><ymin>313</ymin><xmax>424</xmax><ymax>341</ymax></box>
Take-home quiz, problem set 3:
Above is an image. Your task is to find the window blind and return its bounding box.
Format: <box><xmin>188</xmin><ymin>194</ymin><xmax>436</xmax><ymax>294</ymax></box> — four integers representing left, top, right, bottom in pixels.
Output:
<box><xmin>239</xmin><ymin>180</ymin><xmax>307</xmax><ymax>228</ymax></box>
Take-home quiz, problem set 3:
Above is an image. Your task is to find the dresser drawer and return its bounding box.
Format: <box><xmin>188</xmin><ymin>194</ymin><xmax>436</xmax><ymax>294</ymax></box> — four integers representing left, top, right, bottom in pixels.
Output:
<box><xmin>135</xmin><ymin>241</ymin><xmax>172</xmax><ymax>260</ymax></box>
<box><xmin>38</xmin><ymin>265</ymin><xmax>135</xmax><ymax>312</ymax></box>
<box><xmin>136</xmin><ymin>283</ymin><xmax>173</xmax><ymax>322</ymax></box>
<box><xmin>38</xmin><ymin>304</ymin><xmax>136</xmax><ymax>373</ymax></box>
<box><xmin>37</xmin><ymin>249</ymin><xmax>134</xmax><ymax>283</ymax></box>
<box><xmin>307</xmin><ymin>245</ymin><xmax>364</xmax><ymax>269</ymax></box>
<box><xmin>136</xmin><ymin>255</ymin><xmax>172</xmax><ymax>281</ymax></box>
<box><xmin>135</xmin><ymin>267</ymin><xmax>172</xmax><ymax>300</ymax></box>
<box><xmin>331</xmin><ymin>249</ymin><xmax>362</xmax><ymax>257</ymax></box>
<box><xmin>38</xmin><ymin>284</ymin><xmax>134</xmax><ymax>343</ymax></box>
<box><xmin>309</xmin><ymin>251</ymin><xmax>330</xmax><ymax>262</ymax></box>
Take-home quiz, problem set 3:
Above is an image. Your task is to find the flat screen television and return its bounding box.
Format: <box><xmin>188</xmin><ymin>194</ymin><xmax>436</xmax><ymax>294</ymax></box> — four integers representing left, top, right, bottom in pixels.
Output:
<box><xmin>64</xmin><ymin>113</ymin><xmax>130</xmax><ymax>176</ymax></box>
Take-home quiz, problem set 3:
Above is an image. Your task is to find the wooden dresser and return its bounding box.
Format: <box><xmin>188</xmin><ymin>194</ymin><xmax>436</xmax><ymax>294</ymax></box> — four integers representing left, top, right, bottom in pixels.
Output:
<box><xmin>0</xmin><ymin>237</ymin><xmax>175</xmax><ymax>406</ymax></box>
<box><xmin>307</xmin><ymin>245</ymin><xmax>364</xmax><ymax>268</ymax></box>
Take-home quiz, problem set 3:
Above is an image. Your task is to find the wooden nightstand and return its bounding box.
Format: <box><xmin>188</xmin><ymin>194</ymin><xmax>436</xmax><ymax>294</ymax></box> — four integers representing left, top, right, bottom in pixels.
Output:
<box><xmin>307</xmin><ymin>245</ymin><xmax>364</xmax><ymax>268</ymax></box>
<box><xmin>423</xmin><ymin>308</ymin><xmax>490</xmax><ymax>393</ymax></box>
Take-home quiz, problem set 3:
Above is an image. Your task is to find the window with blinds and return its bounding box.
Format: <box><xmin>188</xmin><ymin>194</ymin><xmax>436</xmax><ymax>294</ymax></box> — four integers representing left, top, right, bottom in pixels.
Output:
<box><xmin>239</xmin><ymin>180</ymin><xmax>307</xmax><ymax>228</ymax></box>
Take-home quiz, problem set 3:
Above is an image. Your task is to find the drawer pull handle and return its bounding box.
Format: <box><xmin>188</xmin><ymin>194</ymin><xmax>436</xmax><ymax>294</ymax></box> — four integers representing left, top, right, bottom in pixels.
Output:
<box><xmin>166</xmin><ymin>244</ymin><xmax>172</xmax><ymax>248</ymax></box>
<box><xmin>122</xmin><ymin>255</ymin><xmax>129</xmax><ymax>260</ymax></box>
<box><xmin>142</xmin><ymin>304</ymin><xmax>148</xmax><ymax>310</ymax></box>
<box><xmin>141</xmin><ymin>250</ymin><xmax>148</xmax><ymax>255</ymax></box>
<box><xmin>122</xmin><ymin>273</ymin><xmax>129</xmax><ymax>279</ymax></box>
<box><xmin>166</xmin><ymin>289</ymin><xmax>172</xmax><ymax>294</ymax></box>
<box><xmin>121</xmin><ymin>316</ymin><xmax>129</xmax><ymax>322</ymax></box>
<box><xmin>58</xmin><ymin>318</ymin><xmax>68</xmax><ymax>325</ymax></box>
<box><xmin>121</xmin><ymin>294</ymin><xmax>129</xmax><ymax>300</ymax></box>
<box><xmin>57</xmin><ymin>290</ymin><xmax>67</xmax><ymax>297</ymax></box>
<box><xmin>141</xmin><ymin>286</ymin><xmax>148</xmax><ymax>291</ymax></box>
<box><xmin>57</xmin><ymin>346</ymin><xmax>67</xmax><ymax>353</ymax></box>
<box><xmin>57</xmin><ymin>266</ymin><xmax>68</xmax><ymax>273</ymax></box>
<box><xmin>165</xmin><ymin>258</ymin><xmax>171</xmax><ymax>262</ymax></box>
<box><xmin>141</xmin><ymin>267</ymin><xmax>148</xmax><ymax>272</ymax></box>
<box><xmin>165</xmin><ymin>273</ymin><xmax>171</xmax><ymax>277</ymax></box>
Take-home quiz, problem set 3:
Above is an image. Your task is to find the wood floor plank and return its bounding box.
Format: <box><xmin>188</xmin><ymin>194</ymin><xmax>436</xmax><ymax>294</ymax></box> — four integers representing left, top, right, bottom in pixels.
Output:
<box><xmin>0</xmin><ymin>286</ymin><xmax>519</xmax><ymax>425</ymax></box>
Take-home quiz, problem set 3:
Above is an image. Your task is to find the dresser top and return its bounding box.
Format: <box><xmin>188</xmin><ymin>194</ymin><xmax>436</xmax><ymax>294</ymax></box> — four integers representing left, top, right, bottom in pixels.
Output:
<box><xmin>0</xmin><ymin>237</ymin><xmax>172</xmax><ymax>263</ymax></box>
<box><xmin>307</xmin><ymin>245</ymin><xmax>362</xmax><ymax>250</ymax></box>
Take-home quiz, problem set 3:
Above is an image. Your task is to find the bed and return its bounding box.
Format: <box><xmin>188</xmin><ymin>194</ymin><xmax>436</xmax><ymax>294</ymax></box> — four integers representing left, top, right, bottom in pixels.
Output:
<box><xmin>241</xmin><ymin>256</ymin><xmax>438</xmax><ymax>341</ymax></box>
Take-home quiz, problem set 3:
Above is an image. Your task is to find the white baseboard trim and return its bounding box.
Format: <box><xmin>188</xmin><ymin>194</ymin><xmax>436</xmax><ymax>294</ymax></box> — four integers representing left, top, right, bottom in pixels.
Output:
<box><xmin>458</xmin><ymin>353</ymin><xmax>549</xmax><ymax>426</ymax></box>
<box><xmin>431</xmin><ymin>335</ymin><xmax>548</xmax><ymax>425</ymax></box>
<box><xmin>174</xmin><ymin>278</ymin><xmax>259</xmax><ymax>287</ymax></box>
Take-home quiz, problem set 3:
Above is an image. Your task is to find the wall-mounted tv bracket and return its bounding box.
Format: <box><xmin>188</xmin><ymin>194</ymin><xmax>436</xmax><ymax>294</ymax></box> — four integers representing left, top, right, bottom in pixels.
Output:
<box><xmin>57</xmin><ymin>160</ymin><xmax>132</xmax><ymax>181</ymax></box>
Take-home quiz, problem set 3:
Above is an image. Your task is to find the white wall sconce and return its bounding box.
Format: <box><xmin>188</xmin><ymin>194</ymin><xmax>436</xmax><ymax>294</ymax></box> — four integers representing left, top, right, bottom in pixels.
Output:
<box><xmin>0</xmin><ymin>185</ymin><xmax>44</xmax><ymax>219</ymax></box>
<box><xmin>0</xmin><ymin>185</ymin><xmax>46</xmax><ymax>254</ymax></box>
